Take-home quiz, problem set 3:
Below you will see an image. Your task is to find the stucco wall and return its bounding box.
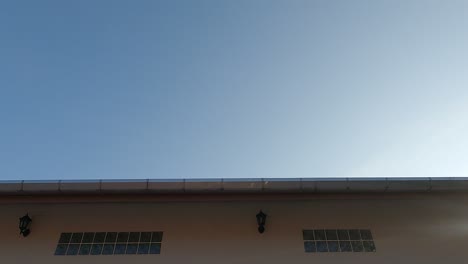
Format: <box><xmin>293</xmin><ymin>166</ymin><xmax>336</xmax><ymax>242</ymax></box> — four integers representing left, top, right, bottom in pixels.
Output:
<box><xmin>1</xmin><ymin>193</ymin><xmax>467</xmax><ymax>264</ymax></box>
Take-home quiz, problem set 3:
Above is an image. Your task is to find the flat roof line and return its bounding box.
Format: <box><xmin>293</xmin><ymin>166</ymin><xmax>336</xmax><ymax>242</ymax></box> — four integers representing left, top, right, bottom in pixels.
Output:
<box><xmin>0</xmin><ymin>177</ymin><xmax>468</xmax><ymax>195</ymax></box>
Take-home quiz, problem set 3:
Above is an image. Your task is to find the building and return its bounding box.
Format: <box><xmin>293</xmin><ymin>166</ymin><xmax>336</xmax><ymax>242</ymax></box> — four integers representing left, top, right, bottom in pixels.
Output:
<box><xmin>1</xmin><ymin>177</ymin><xmax>468</xmax><ymax>264</ymax></box>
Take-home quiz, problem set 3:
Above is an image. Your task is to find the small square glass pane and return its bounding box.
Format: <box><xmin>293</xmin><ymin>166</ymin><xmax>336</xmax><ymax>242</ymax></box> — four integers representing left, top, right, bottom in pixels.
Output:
<box><xmin>102</xmin><ymin>244</ymin><xmax>115</xmax><ymax>255</ymax></box>
<box><xmin>126</xmin><ymin>244</ymin><xmax>138</xmax><ymax>254</ymax></box>
<box><xmin>90</xmin><ymin>244</ymin><xmax>103</xmax><ymax>255</ymax></box>
<box><xmin>348</xmin><ymin>230</ymin><xmax>361</xmax><ymax>240</ymax></box>
<box><xmin>70</xmin><ymin>233</ymin><xmax>83</xmax><ymax>243</ymax></box>
<box><xmin>327</xmin><ymin>241</ymin><xmax>339</xmax><ymax>252</ymax></box>
<box><xmin>138</xmin><ymin>243</ymin><xmax>150</xmax><ymax>254</ymax></box>
<box><xmin>58</xmin><ymin>233</ymin><xmax>72</xmax><ymax>244</ymax></box>
<box><xmin>82</xmin><ymin>233</ymin><xmax>95</xmax><ymax>243</ymax></box>
<box><xmin>149</xmin><ymin>243</ymin><xmax>161</xmax><ymax>254</ymax></box>
<box><xmin>325</xmin><ymin>230</ymin><xmax>338</xmax><ymax>240</ymax></box>
<box><xmin>351</xmin><ymin>241</ymin><xmax>364</xmax><ymax>252</ymax></box>
<box><xmin>316</xmin><ymin>241</ymin><xmax>328</xmax><ymax>252</ymax></box>
<box><xmin>151</xmin><ymin>232</ymin><xmax>163</xmax><ymax>242</ymax></box>
<box><xmin>128</xmin><ymin>232</ymin><xmax>140</xmax><ymax>242</ymax></box>
<box><xmin>114</xmin><ymin>244</ymin><xmax>127</xmax><ymax>254</ymax></box>
<box><xmin>303</xmin><ymin>230</ymin><xmax>314</xmax><ymax>240</ymax></box>
<box><xmin>140</xmin><ymin>232</ymin><xmax>151</xmax><ymax>242</ymax></box>
<box><xmin>360</xmin><ymin>230</ymin><xmax>373</xmax><ymax>240</ymax></box>
<box><xmin>363</xmin><ymin>241</ymin><xmax>376</xmax><ymax>252</ymax></box>
<box><xmin>66</xmin><ymin>244</ymin><xmax>80</xmax><ymax>255</ymax></box>
<box><xmin>337</xmin><ymin>230</ymin><xmax>350</xmax><ymax>240</ymax></box>
<box><xmin>93</xmin><ymin>232</ymin><xmax>106</xmax><ymax>243</ymax></box>
<box><xmin>314</xmin><ymin>230</ymin><xmax>326</xmax><ymax>240</ymax></box>
<box><xmin>304</xmin><ymin>241</ymin><xmax>316</xmax><ymax>253</ymax></box>
<box><xmin>105</xmin><ymin>232</ymin><xmax>117</xmax><ymax>243</ymax></box>
<box><xmin>117</xmin><ymin>232</ymin><xmax>129</xmax><ymax>243</ymax></box>
<box><xmin>54</xmin><ymin>244</ymin><xmax>68</xmax><ymax>255</ymax></box>
<box><xmin>79</xmin><ymin>244</ymin><xmax>91</xmax><ymax>255</ymax></box>
<box><xmin>339</xmin><ymin>241</ymin><xmax>352</xmax><ymax>252</ymax></box>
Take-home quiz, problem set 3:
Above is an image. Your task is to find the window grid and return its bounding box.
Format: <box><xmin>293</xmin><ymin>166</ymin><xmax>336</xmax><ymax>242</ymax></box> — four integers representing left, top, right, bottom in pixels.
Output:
<box><xmin>303</xmin><ymin>229</ymin><xmax>376</xmax><ymax>253</ymax></box>
<box><xmin>54</xmin><ymin>232</ymin><xmax>163</xmax><ymax>256</ymax></box>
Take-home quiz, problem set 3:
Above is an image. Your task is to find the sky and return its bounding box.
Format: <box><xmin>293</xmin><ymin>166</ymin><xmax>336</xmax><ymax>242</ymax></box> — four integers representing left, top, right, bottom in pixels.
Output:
<box><xmin>1</xmin><ymin>0</ymin><xmax>468</xmax><ymax>180</ymax></box>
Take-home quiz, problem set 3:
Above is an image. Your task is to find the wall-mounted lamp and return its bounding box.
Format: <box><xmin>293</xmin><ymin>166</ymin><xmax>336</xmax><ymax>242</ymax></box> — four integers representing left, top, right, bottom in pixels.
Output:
<box><xmin>19</xmin><ymin>214</ymin><xmax>32</xmax><ymax>237</ymax></box>
<box><xmin>256</xmin><ymin>210</ymin><xmax>267</xmax><ymax>234</ymax></box>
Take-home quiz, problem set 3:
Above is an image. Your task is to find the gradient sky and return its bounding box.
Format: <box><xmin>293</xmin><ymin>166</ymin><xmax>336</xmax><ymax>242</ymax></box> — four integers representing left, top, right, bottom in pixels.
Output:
<box><xmin>1</xmin><ymin>0</ymin><xmax>468</xmax><ymax>180</ymax></box>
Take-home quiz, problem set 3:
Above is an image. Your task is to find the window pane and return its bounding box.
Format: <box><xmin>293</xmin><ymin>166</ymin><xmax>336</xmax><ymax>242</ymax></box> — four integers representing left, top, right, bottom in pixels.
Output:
<box><xmin>303</xmin><ymin>230</ymin><xmax>314</xmax><ymax>240</ymax></box>
<box><xmin>363</xmin><ymin>241</ymin><xmax>376</xmax><ymax>252</ymax></box>
<box><xmin>360</xmin><ymin>230</ymin><xmax>373</xmax><ymax>240</ymax></box>
<box><xmin>66</xmin><ymin>244</ymin><xmax>80</xmax><ymax>255</ymax></box>
<box><xmin>339</xmin><ymin>241</ymin><xmax>352</xmax><ymax>252</ymax></box>
<box><xmin>55</xmin><ymin>244</ymin><xmax>68</xmax><ymax>255</ymax></box>
<box><xmin>337</xmin><ymin>230</ymin><xmax>349</xmax><ymax>240</ymax></box>
<box><xmin>114</xmin><ymin>244</ymin><xmax>127</xmax><ymax>255</ymax></box>
<box><xmin>325</xmin><ymin>230</ymin><xmax>338</xmax><ymax>240</ymax></box>
<box><xmin>126</xmin><ymin>244</ymin><xmax>138</xmax><ymax>254</ymax></box>
<box><xmin>90</xmin><ymin>244</ymin><xmax>103</xmax><ymax>255</ymax></box>
<box><xmin>140</xmin><ymin>232</ymin><xmax>151</xmax><ymax>242</ymax></box>
<box><xmin>304</xmin><ymin>241</ymin><xmax>316</xmax><ymax>252</ymax></box>
<box><xmin>117</xmin><ymin>232</ymin><xmax>129</xmax><ymax>243</ymax></box>
<box><xmin>351</xmin><ymin>241</ymin><xmax>364</xmax><ymax>252</ymax></box>
<box><xmin>151</xmin><ymin>232</ymin><xmax>163</xmax><ymax>242</ymax></box>
<box><xmin>348</xmin><ymin>230</ymin><xmax>361</xmax><ymax>240</ymax></box>
<box><xmin>316</xmin><ymin>241</ymin><xmax>328</xmax><ymax>252</ymax></box>
<box><xmin>314</xmin><ymin>230</ymin><xmax>326</xmax><ymax>240</ymax></box>
<box><xmin>327</xmin><ymin>241</ymin><xmax>339</xmax><ymax>252</ymax></box>
<box><xmin>70</xmin><ymin>233</ymin><xmax>83</xmax><ymax>243</ymax></box>
<box><xmin>128</xmin><ymin>232</ymin><xmax>140</xmax><ymax>242</ymax></box>
<box><xmin>105</xmin><ymin>232</ymin><xmax>117</xmax><ymax>243</ymax></box>
<box><xmin>58</xmin><ymin>233</ymin><xmax>72</xmax><ymax>244</ymax></box>
<box><xmin>82</xmin><ymin>233</ymin><xmax>95</xmax><ymax>243</ymax></box>
<box><xmin>102</xmin><ymin>244</ymin><xmax>115</xmax><ymax>255</ymax></box>
<box><xmin>79</xmin><ymin>244</ymin><xmax>91</xmax><ymax>255</ymax></box>
<box><xmin>138</xmin><ymin>243</ymin><xmax>150</xmax><ymax>254</ymax></box>
<box><xmin>149</xmin><ymin>243</ymin><xmax>161</xmax><ymax>254</ymax></box>
<box><xmin>93</xmin><ymin>233</ymin><xmax>106</xmax><ymax>243</ymax></box>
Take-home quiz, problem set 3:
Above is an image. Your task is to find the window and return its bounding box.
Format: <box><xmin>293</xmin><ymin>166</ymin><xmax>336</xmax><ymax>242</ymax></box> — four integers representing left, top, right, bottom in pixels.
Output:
<box><xmin>54</xmin><ymin>231</ymin><xmax>163</xmax><ymax>256</ymax></box>
<box><xmin>303</xmin><ymin>229</ymin><xmax>376</xmax><ymax>253</ymax></box>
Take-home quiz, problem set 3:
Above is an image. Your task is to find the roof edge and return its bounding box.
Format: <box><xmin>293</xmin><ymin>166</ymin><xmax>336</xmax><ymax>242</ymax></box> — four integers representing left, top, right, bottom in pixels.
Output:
<box><xmin>0</xmin><ymin>177</ymin><xmax>468</xmax><ymax>195</ymax></box>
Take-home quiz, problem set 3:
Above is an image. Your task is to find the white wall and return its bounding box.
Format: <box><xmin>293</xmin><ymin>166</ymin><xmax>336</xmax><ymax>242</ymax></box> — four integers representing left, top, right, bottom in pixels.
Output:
<box><xmin>1</xmin><ymin>193</ymin><xmax>467</xmax><ymax>264</ymax></box>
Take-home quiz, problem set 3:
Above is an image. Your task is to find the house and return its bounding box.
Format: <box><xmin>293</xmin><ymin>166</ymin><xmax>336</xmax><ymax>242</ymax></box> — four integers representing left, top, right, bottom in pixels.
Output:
<box><xmin>1</xmin><ymin>177</ymin><xmax>467</xmax><ymax>263</ymax></box>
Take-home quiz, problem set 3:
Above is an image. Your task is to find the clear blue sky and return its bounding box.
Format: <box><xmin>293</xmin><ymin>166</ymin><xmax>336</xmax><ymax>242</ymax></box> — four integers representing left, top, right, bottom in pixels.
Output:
<box><xmin>1</xmin><ymin>0</ymin><xmax>467</xmax><ymax>180</ymax></box>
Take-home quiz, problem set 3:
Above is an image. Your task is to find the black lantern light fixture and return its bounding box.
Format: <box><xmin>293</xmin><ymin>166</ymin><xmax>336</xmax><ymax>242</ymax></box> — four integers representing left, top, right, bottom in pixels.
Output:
<box><xmin>19</xmin><ymin>214</ymin><xmax>32</xmax><ymax>237</ymax></box>
<box><xmin>256</xmin><ymin>210</ymin><xmax>267</xmax><ymax>234</ymax></box>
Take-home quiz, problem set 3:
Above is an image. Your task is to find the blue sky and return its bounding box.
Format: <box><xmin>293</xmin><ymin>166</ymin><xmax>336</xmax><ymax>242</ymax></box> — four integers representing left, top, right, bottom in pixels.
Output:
<box><xmin>1</xmin><ymin>0</ymin><xmax>467</xmax><ymax>180</ymax></box>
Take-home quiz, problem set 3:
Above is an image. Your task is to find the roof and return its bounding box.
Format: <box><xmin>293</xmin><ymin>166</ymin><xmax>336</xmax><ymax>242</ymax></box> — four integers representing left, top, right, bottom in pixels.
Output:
<box><xmin>1</xmin><ymin>177</ymin><xmax>468</xmax><ymax>195</ymax></box>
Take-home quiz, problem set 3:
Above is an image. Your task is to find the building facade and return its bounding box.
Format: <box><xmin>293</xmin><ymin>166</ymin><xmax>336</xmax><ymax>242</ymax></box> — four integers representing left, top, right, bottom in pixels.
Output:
<box><xmin>1</xmin><ymin>178</ymin><xmax>467</xmax><ymax>264</ymax></box>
